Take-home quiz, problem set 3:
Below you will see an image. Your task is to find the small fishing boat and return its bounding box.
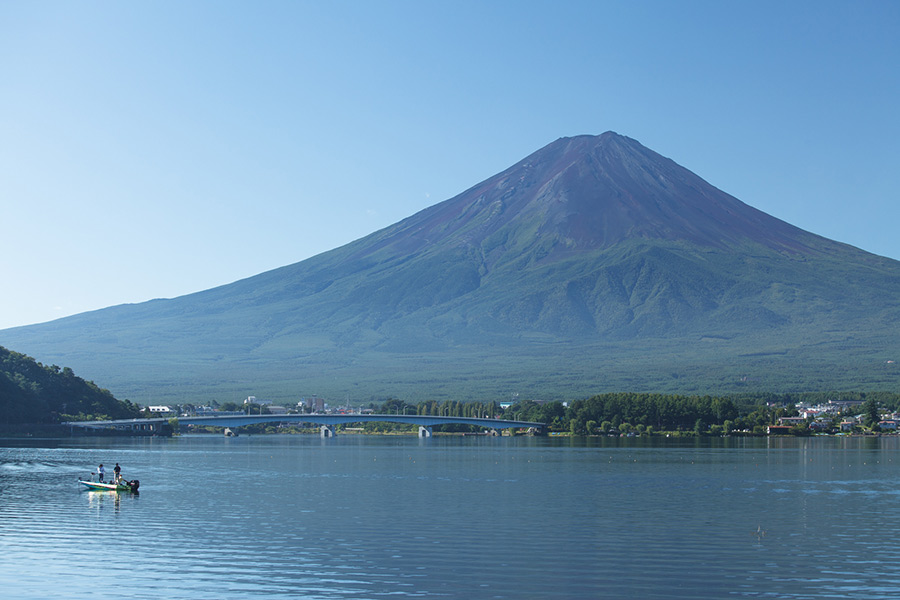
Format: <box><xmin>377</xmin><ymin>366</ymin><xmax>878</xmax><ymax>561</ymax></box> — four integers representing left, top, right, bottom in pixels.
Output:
<box><xmin>78</xmin><ymin>478</ymin><xmax>140</xmax><ymax>492</ymax></box>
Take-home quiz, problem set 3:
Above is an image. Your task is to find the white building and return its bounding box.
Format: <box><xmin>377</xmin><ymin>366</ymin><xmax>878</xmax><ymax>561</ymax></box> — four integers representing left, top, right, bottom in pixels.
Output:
<box><xmin>244</xmin><ymin>396</ymin><xmax>273</xmax><ymax>405</ymax></box>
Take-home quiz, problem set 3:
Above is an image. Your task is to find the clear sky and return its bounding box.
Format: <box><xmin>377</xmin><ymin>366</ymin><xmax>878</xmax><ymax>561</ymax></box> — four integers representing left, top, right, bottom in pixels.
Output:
<box><xmin>1</xmin><ymin>0</ymin><xmax>898</xmax><ymax>330</ymax></box>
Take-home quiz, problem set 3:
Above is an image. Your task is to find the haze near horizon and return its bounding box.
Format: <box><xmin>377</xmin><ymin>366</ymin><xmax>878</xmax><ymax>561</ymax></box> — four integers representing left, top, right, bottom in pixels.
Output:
<box><xmin>1</xmin><ymin>0</ymin><xmax>897</xmax><ymax>330</ymax></box>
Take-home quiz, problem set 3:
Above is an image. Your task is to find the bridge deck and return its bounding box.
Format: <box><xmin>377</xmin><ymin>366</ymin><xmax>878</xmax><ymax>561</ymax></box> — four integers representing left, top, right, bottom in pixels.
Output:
<box><xmin>64</xmin><ymin>413</ymin><xmax>543</xmax><ymax>431</ymax></box>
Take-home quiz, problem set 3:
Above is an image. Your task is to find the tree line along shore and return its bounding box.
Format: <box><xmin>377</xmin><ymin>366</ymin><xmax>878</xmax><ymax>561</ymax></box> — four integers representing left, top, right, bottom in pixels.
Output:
<box><xmin>180</xmin><ymin>392</ymin><xmax>898</xmax><ymax>437</ymax></box>
<box><xmin>4</xmin><ymin>344</ymin><xmax>899</xmax><ymax>437</ymax></box>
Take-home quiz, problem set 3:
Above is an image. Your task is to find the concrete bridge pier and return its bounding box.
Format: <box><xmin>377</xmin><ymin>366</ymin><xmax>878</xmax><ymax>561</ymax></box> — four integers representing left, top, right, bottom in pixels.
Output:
<box><xmin>320</xmin><ymin>425</ymin><xmax>336</xmax><ymax>438</ymax></box>
<box><xmin>418</xmin><ymin>426</ymin><xmax>433</xmax><ymax>438</ymax></box>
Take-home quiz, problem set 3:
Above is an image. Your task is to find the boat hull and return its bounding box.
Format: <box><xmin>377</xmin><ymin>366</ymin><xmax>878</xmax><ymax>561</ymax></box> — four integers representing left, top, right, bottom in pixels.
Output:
<box><xmin>78</xmin><ymin>480</ymin><xmax>136</xmax><ymax>492</ymax></box>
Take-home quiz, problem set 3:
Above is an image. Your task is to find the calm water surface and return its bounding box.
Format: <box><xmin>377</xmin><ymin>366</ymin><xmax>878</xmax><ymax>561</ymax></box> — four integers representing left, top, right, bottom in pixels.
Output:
<box><xmin>2</xmin><ymin>434</ymin><xmax>900</xmax><ymax>599</ymax></box>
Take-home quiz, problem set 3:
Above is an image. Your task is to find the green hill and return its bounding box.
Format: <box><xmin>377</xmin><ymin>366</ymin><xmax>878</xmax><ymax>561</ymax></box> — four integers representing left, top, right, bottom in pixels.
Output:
<box><xmin>2</xmin><ymin>133</ymin><xmax>900</xmax><ymax>404</ymax></box>
<box><xmin>0</xmin><ymin>345</ymin><xmax>140</xmax><ymax>425</ymax></box>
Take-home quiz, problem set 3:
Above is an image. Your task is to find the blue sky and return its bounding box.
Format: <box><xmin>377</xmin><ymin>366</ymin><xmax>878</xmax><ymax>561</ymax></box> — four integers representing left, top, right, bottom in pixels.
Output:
<box><xmin>1</xmin><ymin>0</ymin><xmax>898</xmax><ymax>330</ymax></box>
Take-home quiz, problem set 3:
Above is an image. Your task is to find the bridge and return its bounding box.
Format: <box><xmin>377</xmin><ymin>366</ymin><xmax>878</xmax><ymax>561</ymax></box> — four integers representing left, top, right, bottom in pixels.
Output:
<box><xmin>63</xmin><ymin>413</ymin><xmax>544</xmax><ymax>438</ymax></box>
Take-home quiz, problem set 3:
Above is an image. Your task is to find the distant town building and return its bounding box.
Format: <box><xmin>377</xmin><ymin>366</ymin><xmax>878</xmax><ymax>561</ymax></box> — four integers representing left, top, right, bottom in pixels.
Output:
<box><xmin>244</xmin><ymin>396</ymin><xmax>272</xmax><ymax>405</ymax></box>
<box><xmin>148</xmin><ymin>406</ymin><xmax>175</xmax><ymax>415</ymax></box>
<box><xmin>829</xmin><ymin>399</ymin><xmax>865</xmax><ymax>407</ymax></box>
<box><xmin>300</xmin><ymin>396</ymin><xmax>325</xmax><ymax>412</ymax></box>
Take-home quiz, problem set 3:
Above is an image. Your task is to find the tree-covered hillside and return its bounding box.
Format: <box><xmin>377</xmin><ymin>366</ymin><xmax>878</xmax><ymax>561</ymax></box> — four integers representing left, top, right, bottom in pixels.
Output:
<box><xmin>0</xmin><ymin>345</ymin><xmax>140</xmax><ymax>424</ymax></box>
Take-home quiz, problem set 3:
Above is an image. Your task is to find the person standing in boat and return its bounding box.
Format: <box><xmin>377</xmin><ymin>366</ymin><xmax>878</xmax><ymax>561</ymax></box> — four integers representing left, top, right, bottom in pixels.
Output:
<box><xmin>97</xmin><ymin>464</ymin><xmax>105</xmax><ymax>482</ymax></box>
<box><xmin>113</xmin><ymin>463</ymin><xmax>121</xmax><ymax>483</ymax></box>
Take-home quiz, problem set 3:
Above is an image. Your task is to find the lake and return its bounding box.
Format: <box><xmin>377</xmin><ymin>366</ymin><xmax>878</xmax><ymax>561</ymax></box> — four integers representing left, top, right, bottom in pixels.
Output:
<box><xmin>2</xmin><ymin>434</ymin><xmax>900</xmax><ymax>599</ymax></box>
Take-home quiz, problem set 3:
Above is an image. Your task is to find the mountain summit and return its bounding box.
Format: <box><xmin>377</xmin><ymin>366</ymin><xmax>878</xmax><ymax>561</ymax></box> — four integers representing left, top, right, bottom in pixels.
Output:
<box><xmin>372</xmin><ymin>132</ymin><xmax>819</xmax><ymax>259</ymax></box>
<box><xmin>3</xmin><ymin>133</ymin><xmax>899</xmax><ymax>402</ymax></box>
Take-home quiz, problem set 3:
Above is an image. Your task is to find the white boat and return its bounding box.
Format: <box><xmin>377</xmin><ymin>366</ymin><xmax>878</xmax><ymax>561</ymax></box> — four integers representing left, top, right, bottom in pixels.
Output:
<box><xmin>78</xmin><ymin>478</ymin><xmax>140</xmax><ymax>492</ymax></box>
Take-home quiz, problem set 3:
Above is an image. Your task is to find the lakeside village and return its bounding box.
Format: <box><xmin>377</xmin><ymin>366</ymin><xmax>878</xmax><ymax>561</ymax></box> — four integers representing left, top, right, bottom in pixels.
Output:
<box><xmin>139</xmin><ymin>394</ymin><xmax>900</xmax><ymax>437</ymax></box>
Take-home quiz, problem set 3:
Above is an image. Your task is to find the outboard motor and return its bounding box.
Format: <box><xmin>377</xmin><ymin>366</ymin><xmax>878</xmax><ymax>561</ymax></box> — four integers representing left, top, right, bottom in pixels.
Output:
<box><xmin>129</xmin><ymin>479</ymin><xmax>140</xmax><ymax>492</ymax></box>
